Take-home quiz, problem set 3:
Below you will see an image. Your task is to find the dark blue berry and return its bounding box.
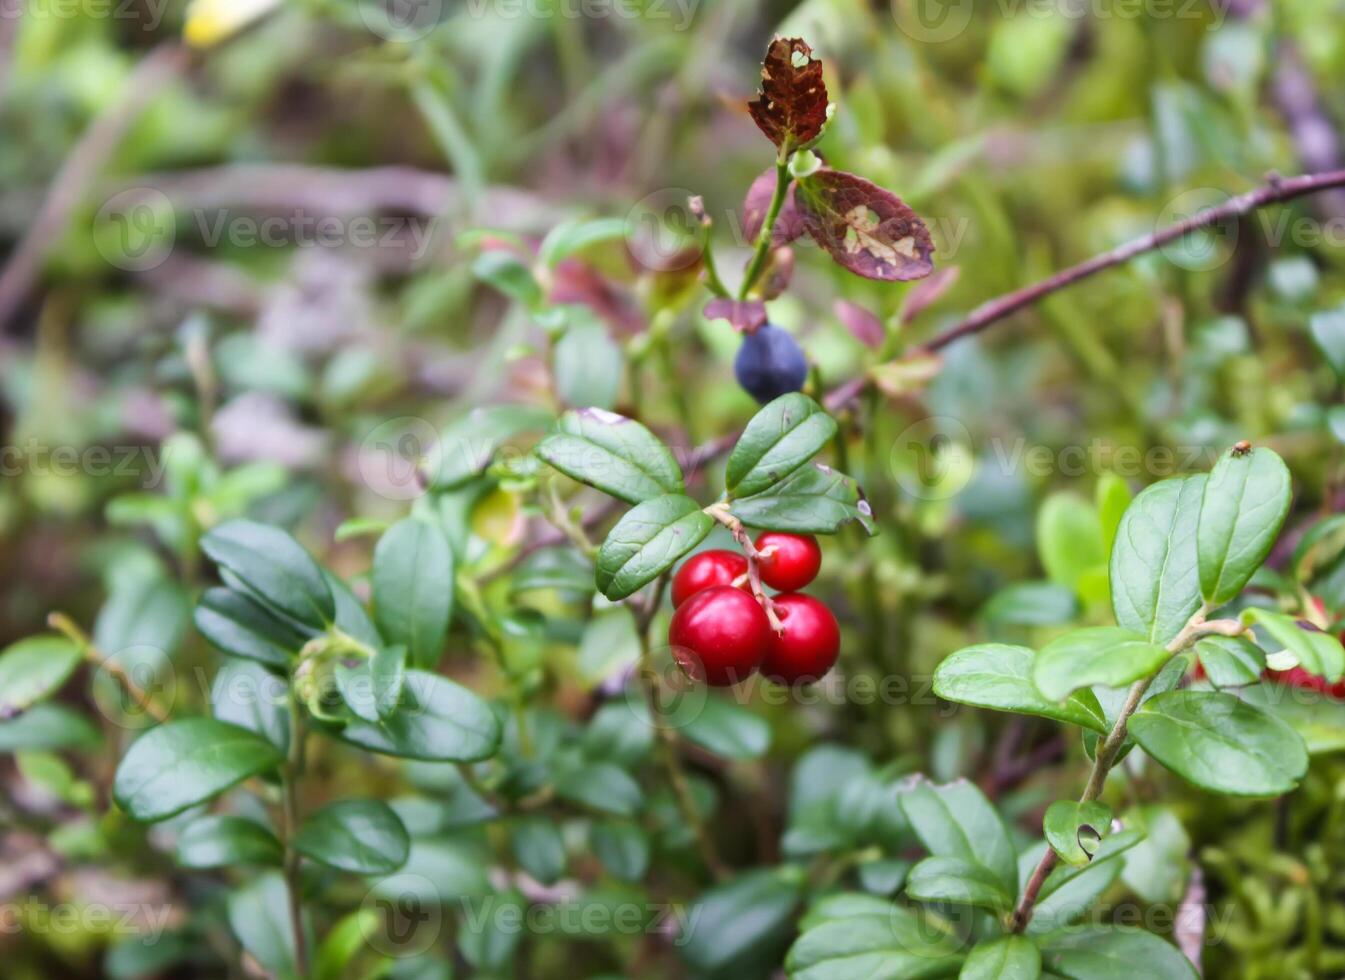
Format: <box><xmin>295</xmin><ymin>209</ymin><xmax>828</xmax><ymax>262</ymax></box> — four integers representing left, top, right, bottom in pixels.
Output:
<box><xmin>734</xmin><ymin>325</ymin><xmax>808</xmax><ymax>404</ymax></box>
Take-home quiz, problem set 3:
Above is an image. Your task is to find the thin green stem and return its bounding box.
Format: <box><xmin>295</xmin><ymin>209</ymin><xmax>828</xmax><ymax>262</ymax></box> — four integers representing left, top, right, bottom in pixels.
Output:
<box><xmin>738</xmin><ymin>153</ymin><xmax>791</xmax><ymax>301</ymax></box>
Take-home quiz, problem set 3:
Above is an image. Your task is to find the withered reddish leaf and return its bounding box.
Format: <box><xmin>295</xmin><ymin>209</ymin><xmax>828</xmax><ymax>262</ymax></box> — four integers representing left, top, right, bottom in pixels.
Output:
<box><xmin>833</xmin><ymin>299</ymin><xmax>884</xmax><ymax>349</ymax></box>
<box><xmin>748</xmin><ymin>37</ymin><xmax>829</xmax><ymax>150</ymax></box>
<box><xmin>704</xmin><ymin>298</ymin><xmax>768</xmax><ymax>333</ymax></box>
<box><xmin>549</xmin><ymin>259</ymin><xmax>645</xmax><ymax>335</ymax></box>
<box><xmin>900</xmin><ymin>266</ymin><xmax>960</xmax><ymax>324</ymax></box>
<box><xmin>796</xmin><ymin>171</ymin><xmax>934</xmax><ymax>282</ymax></box>
<box><xmin>742</xmin><ymin>169</ymin><xmax>805</xmax><ymax>246</ymax></box>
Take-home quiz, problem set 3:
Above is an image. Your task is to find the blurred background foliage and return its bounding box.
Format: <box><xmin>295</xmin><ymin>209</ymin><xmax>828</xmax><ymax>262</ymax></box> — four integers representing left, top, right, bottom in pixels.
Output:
<box><xmin>4</xmin><ymin>0</ymin><xmax>1345</xmax><ymax>977</ymax></box>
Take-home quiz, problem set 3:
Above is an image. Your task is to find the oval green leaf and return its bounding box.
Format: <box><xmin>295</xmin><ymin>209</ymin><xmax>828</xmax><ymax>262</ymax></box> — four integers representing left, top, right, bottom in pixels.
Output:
<box><xmin>1110</xmin><ymin>475</ymin><xmax>1206</xmax><ymax>645</ymax></box>
<box><xmin>905</xmin><ymin>855</ymin><xmax>1014</xmax><ymax>914</ymax></box>
<box><xmin>200</xmin><ymin>520</ymin><xmax>334</xmax><ymax>630</ymax></box>
<box><xmin>536</xmin><ymin>408</ymin><xmax>683</xmax><ymax>504</ymax></box>
<box><xmin>595</xmin><ymin>494</ymin><xmax>713</xmax><ymax>600</ymax></box>
<box><xmin>1197</xmin><ymin>446</ymin><xmax>1291</xmax><ymax>606</ymax></box>
<box><xmin>933</xmin><ymin>644</ymin><xmax>1109</xmax><ymax>733</ymax></box>
<box><xmin>961</xmin><ymin>935</ymin><xmax>1041</xmax><ymax>980</ymax></box>
<box><xmin>335</xmin><ymin>669</ymin><xmax>500</xmax><ymax>762</ymax></box>
<box><xmin>194</xmin><ymin>587</ymin><xmax>307</xmax><ymax>667</ymax></box>
<box><xmin>177</xmin><ymin>815</ymin><xmax>283</xmax><ymax>869</ymax></box>
<box><xmin>0</xmin><ymin>636</ymin><xmax>82</xmax><ymax>718</ymax></box>
<box><xmin>1043</xmin><ymin>800</ymin><xmax>1111</xmax><ymax>867</ymax></box>
<box><xmin>729</xmin><ymin>463</ymin><xmax>875</xmax><ymax>535</ymax></box>
<box><xmin>294</xmin><ymin>799</ymin><xmax>410</xmax><ymax>874</ymax></box>
<box><xmin>726</xmin><ymin>394</ymin><xmax>837</xmax><ymax>499</ymax></box>
<box><xmin>1242</xmin><ymin>607</ymin><xmax>1345</xmax><ymax>682</ymax></box>
<box><xmin>1032</xmin><ymin>627</ymin><xmax>1170</xmax><ymax>703</ymax></box>
<box><xmin>373</xmin><ymin>518</ymin><xmax>453</xmax><ymax>669</ymax></box>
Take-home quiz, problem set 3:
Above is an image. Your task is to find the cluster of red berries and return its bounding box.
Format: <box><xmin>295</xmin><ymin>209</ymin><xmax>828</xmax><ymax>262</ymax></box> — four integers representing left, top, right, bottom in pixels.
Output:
<box><xmin>667</xmin><ymin>532</ymin><xmax>840</xmax><ymax>687</ymax></box>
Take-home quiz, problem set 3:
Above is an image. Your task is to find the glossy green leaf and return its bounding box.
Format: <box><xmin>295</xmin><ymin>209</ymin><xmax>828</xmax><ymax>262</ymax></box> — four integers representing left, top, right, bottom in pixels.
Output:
<box><xmin>1036</xmin><ymin>492</ymin><xmax>1104</xmax><ymax>592</ymax></box>
<box><xmin>1021</xmin><ymin>831</ymin><xmax>1143</xmax><ymax>934</ymax></box>
<box><xmin>295</xmin><ymin>799</ymin><xmax>410</xmax><ymax>874</ymax></box>
<box><xmin>1194</xmin><ymin>635</ymin><xmax>1265</xmax><ymax>688</ymax></box>
<box><xmin>730</xmin><ymin>463</ymin><xmax>875</xmax><ymax>535</ymax></box>
<box><xmin>1032</xmin><ymin>627</ymin><xmax>1170</xmax><ymax>702</ymax></box>
<box><xmin>1242</xmin><ymin>607</ymin><xmax>1345</xmax><ymax>682</ymax></box>
<box><xmin>554</xmin><ymin>319</ymin><xmax>623</xmax><ymax>411</ymax></box>
<box><xmin>554</xmin><ymin>761</ymin><xmax>643</xmax><ymax>816</ymax></box>
<box><xmin>0</xmin><ymin>636</ymin><xmax>82</xmax><ymax>717</ymax></box>
<box><xmin>961</xmin><ymin>935</ymin><xmax>1041</xmax><ymax>980</ymax></box>
<box><xmin>1238</xmin><ymin>682</ymin><xmax>1345</xmax><ymax>755</ymax></box>
<box><xmin>1197</xmin><ymin>446</ymin><xmax>1291</xmax><ymax>605</ymax></box>
<box><xmin>228</xmin><ymin>873</ymin><xmax>310</xmax><ymax>978</ymax></box>
<box><xmin>1038</xmin><ymin>926</ymin><xmax>1197</xmax><ymax>979</ymax></box>
<box><xmin>1043</xmin><ymin>800</ymin><xmax>1111</xmax><ymax>866</ymax></box>
<box><xmin>934</xmin><ymin>644</ymin><xmax>1109</xmax><ymax>733</ymax></box>
<box><xmin>373</xmin><ymin>518</ymin><xmax>453</xmax><ymax>670</ymax></box>
<box><xmin>177</xmin><ymin>815</ymin><xmax>283</xmax><ymax>869</ymax></box>
<box><xmin>335</xmin><ymin>670</ymin><xmax>501</xmax><ymax>762</ymax></box>
<box><xmin>1109</xmin><ymin>475</ymin><xmax>1206</xmax><ymax>645</ymax></box>
<box><xmin>1129</xmin><ymin>690</ymin><xmax>1308</xmax><ymax>795</ymax></box>
<box><xmin>726</xmin><ymin>394</ymin><xmax>837</xmax><ymax>498</ymax></box>
<box><xmin>0</xmin><ymin>704</ymin><xmax>100</xmax><ymax>752</ymax></box>
<box><xmin>200</xmin><ymin>520</ymin><xmax>334</xmax><ymax>630</ymax></box>
<box><xmin>680</xmin><ymin>696</ymin><xmax>772</xmax><ymax>759</ymax></box>
<box><xmin>509</xmin><ymin>816</ymin><xmax>566</xmax><ymax>885</ymax></box>
<box><xmin>591</xmin><ymin>820</ymin><xmax>650</xmax><ymax>882</ymax></box>
<box><xmin>594</xmin><ymin>494</ymin><xmax>713</xmax><ymax>600</ymax></box>
<box><xmin>335</xmin><ymin>644</ymin><xmax>406</xmax><ymax>723</ymax></box>
<box><xmin>211</xmin><ymin>659</ymin><xmax>290</xmax><ymax>753</ymax></box>
<box><xmin>194</xmin><ymin>587</ymin><xmax>307</xmax><ymax>667</ymax></box>
<box><xmin>905</xmin><ymin>855</ymin><xmax>1014</xmax><ymax>913</ymax></box>
<box><xmin>681</xmin><ymin>868</ymin><xmax>804</xmax><ymax>975</ymax></box>
<box><xmin>898</xmin><ymin>776</ymin><xmax>1018</xmax><ymax>898</ymax></box>
<box><xmin>431</xmin><ymin>404</ymin><xmax>553</xmax><ymax>489</ymax></box>
<box><xmin>115</xmin><ymin>718</ymin><xmax>284</xmax><ymax>822</ymax></box>
<box><xmin>536</xmin><ymin>408</ymin><xmax>683</xmax><ymax>504</ymax></box>
<box><xmin>785</xmin><ymin>902</ymin><xmax>964</xmax><ymax>980</ymax></box>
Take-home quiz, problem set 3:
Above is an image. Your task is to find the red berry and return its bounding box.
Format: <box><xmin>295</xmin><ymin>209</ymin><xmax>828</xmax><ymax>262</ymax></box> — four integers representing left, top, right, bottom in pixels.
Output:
<box><xmin>1265</xmin><ymin>666</ymin><xmax>1345</xmax><ymax>699</ymax></box>
<box><xmin>672</xmin><ymin>550</ymin><xmax>749</xmax><ymax>608</ymax></box>
<box><xmin>761</xmin><ymin>593</ymin><xmax>840</xmax><ymax>685</ymax></box>
<box><xmin>754</xmin><ymin>532</ymin><xmax>822</xmax><ymax>592</ymax></box>
<box><xmin>668</xmin><ymin>586</ymin><xmax>770</xmax><ymax>686</ymax></box>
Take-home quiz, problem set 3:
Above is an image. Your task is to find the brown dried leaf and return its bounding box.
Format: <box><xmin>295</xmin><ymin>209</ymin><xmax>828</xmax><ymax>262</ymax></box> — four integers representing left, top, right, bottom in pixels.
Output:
<box><xmin>833</xmin><ymin>299</ymin><xmax>885</xmax><ymax>349</ymax></box>
<box><xmin>704</xmin><ymin>298</ymin><xmax>768</xmax><ymax>334</ymax></box>
<box><xmin>747</xmin><ymin>37</ymin><xmax>829</xmax><ymax>150</ymax></box>
<box><xmin>796</xmin><ymin>170</ymin><xmax>934</xmax><ymax>282</ymax></box>
<box><xmin>742</xmin><ymin>169</ymin><xmax>805</xmax><ymax>246</ymax></box>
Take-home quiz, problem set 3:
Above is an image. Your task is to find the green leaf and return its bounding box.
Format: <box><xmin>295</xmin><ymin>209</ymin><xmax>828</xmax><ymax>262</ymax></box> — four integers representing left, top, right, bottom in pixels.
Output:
<box><xmin>1032</xmin><ymin>627</ymin><xmax>1170</xmax><ymax>702</ymax></box>
<box><xmin>114</xmin><ymin>718</ymin><xmax>284</xmax><ymax>822</ymax></box>
<box><xmin>1096</xmin><ymin>473</ymin><xmax>1133</xmax><ymax>555</ymax></box>
<box><xmin>1120</xmin><ymin>804</ymin><xmax>1190</xmax><ymax>903</ymax></box>
<box><xmin>1197</xmin><ymin>446</ymin><xmax>1292</xmax><ymax>605</ymax></box>
<box><xmin>729</xmin><ymin>463</ymin><xmax>875</xmax><ymax>535</ymax></box>
<box><xmin>1043</xmin><ymin>801</ymin><xmax>1111</xmax><ymax>866</ymax></box>
<box><xmin>1238</xmin><ymin>682</ymin><xmax>1345</xmax><ymax>755</ymax></box>
<box><xmin>1021</xmin><ymin>831</ymin><xmax>1143</xmax><ymax>934</ymax></box>
<box><xmin>1242</xmin><ymin>607</ymin><xmax>1345</xmax><ymax>682</ymax></box>
<box><xmin>1194</xmin><ymin>635</ymin><xmax>1265</xmax><ymax>688</ymax></box>
<box><xmin>680</xmin><ymin>696</ymin><xmax>772</xmax><ymax>759</ymax></box>
<box><xmin>0</xmin><ymin>636</ymin><xmax>82</xmax><ymax>717</ymax></box>
<box><xmin>472</xmin><ymin>249</ymin><xmax>541</xmax><ymax>306</ymax></box>
<box><xmin>511</xmin><ymin>547</ymin><xmax>594</xmax><ymax>595</ymax></box>
<box><xmin>591</xmin><ymin>820</ymin><xmax>650</xmax><ymax>882</ymax></box>
<box><xmin>981</xmin><ymin>582</ymin><xmax>1079</xmax><ymax>627</ymax></box>
<box><xmin>898</xmin><ymin>777</ymin><xmax>1018</xmax><ymax>898</ymax></box>
<box><xmin>335</xmin><ymin>644</ymin><xmax>406</xmax><ymax>723</ymax></box>
<box><xmin>554</xmin><ymin>318</ymin><xmax>623</xmax><ymax>411</ymax></box>
<box><xmin>933</xmin><ymin>644</ymin><xmax>1109</xmax><ymax>733</ymax></box>
<box><xmin>555</xmin><ymin>761</ymin><xmax>643</xmax><ymax>816</ymax></box>
<box><xmin>0</xmin><ymin>704</ymin><xmax>100</xmax><ymax>752</ymax></box>
<box><xmin>785</xmin><ymin>902</ymin><xmax>964</xmax><ymax>980</ymax></box>
<box><xmin>373</xmin><ymin>518</ymin><xmax>454</xmax><ymax>670</ymax></box>
<box><xmin>176</xmin><ymin>815</ymin><xmax>283</xmax><ymax>869</ymax></box>
<box><xmin>682</xmin><ymin>868</ymin><xmax>804</xmax><ymax>975</ymax></box>
<box><xmin>1110</xmin><ymin>475</ymin><xmax>1206</xmax><ymax>645</ymax></box>
<box><xmin>431</xmin><ymin>404</ymin><xmax>553</xmax><ymax>489</ymax></box>
<box><xmin>905</xmin><ymin>855</ymin><xmax>1014</xmax><ymax>913</ymax></box>
<box><xmin>194</xmin><ymin>587</ymin><xmax>307</xmax><ymax>667</ymax></box>
<box><xmin>540</xmin><ymin>216</ymin><xmax>628</xmax><ymax>266</ymax></box>
<box><xmin>1038</xmin><ymin>926</ymin><xmax>1197</xmax><ymax>979</ymax></box>
<box><xmin>726</xmin><ymin>394</ymin><xmax>837</xmax><ymax>498</ymax></box>
<box><xmin>211</xmin><ymin>659</ymin><xmax>290</xmax><ymax>753</ymax></box>
<box><xmin>200</xmin><ymin>520</ymin><xmax>334</xmax><ymax>630</ymax></box>
<box><xmin>1129</xmin><ymin>690</ymin><xmax>1308</xmax><ymax>795</ymax></box>
<box><xmin>336</xmin><ymin>670</ymin><xmax>501</xmax><ymax>763</ymax></box>
<box><xmin>960</xmin><ymin>935</ymin><xmax>1041</xmax><ymax>980</ymax></box>
<box><xmin>509</xmin><ymin>816</ymin><xmax>566</xmax><ymax>885</ymax></box>
<box><xmin>294</xmin><ymin>799</ymin><xmax>410</xmax><ymax>874</ymax></box>
<box><xmin>228</xmin><ymin>873</ymin><xmax>310</xmax><ymax>978</ymax></box>
<box><xmin>536</xmin><ymin>408</ymin><xmax>684</xmax><ymax>504</ymax></box>
<box><xmin>577</xmin><ymin>607</ymin><xmax>641</xmax><ymax>687</ymax></box>
<box><xmin>1036</xmin><ymin>492</ymin><xmax>1105</xmax><ymax>592</ymax></box>
<box><xmin>594</xmin><ymin>495</ymin><xmax>713</xmax><ymax>600</ymax></box>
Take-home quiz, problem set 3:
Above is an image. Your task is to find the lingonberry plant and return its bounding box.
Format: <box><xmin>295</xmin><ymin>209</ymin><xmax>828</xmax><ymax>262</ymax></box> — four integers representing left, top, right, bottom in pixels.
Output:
<box><xmin>9</xmin><ymin>15</ymin><xmax>1345</xmax><ymax>979</ymax></box>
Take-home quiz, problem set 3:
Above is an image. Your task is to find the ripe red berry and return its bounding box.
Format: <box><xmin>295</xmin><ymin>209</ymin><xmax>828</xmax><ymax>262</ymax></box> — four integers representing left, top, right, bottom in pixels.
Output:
<box><xmin>1265</xmin><ymin>666</ymin><xmax>1345</xmax><ymax>699</ymax></box>
<box><xmin>761</xmin><ymin>593</ymin><xmax>840</xmax><ymax>685</ymax></box>
<box><xmin>754</xmin><ymin>532</ymin><xmax>822</xmax><ymax>592</ymax></box>
<box><xmin>668</xmin><ymin>586</ymin><xmax>771</xmax><ymax>686</ymax></box>
<box><xmin>672</xmin><ymin>550</ymin><xmax>749</xmax><ymax>608</ymax></box>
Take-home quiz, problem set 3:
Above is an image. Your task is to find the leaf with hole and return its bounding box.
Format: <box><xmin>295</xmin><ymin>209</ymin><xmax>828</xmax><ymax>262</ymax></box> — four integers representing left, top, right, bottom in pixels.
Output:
<box><xmin>795</xmin><ymin>170</ymin><xmax>934</xmax><ymax>282</ymax></box>
<box><xmin>747</xmin><ymin>37</ymin><xmax>830</xmax><ymax>150</ymax></box>
<box><xmin>1043</xmin><ymin>801</ymin><xmax>1112</xmax><ymax>866</ymax></box>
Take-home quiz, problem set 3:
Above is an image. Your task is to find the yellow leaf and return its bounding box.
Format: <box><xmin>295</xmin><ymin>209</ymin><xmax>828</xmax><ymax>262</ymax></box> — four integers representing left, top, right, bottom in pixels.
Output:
<box><xmin>184</xmin><ymin>0</ymin><xmax>283</xmax><ymax>48</ymax></box>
